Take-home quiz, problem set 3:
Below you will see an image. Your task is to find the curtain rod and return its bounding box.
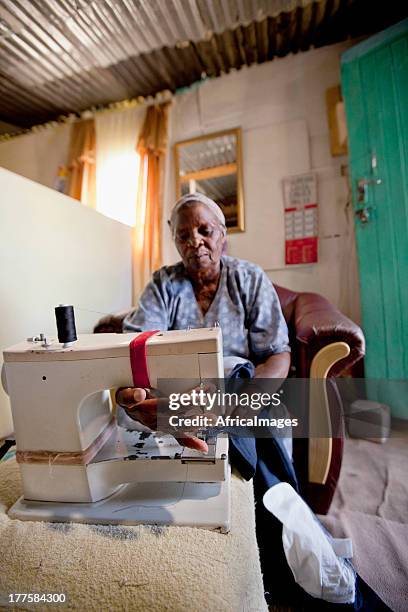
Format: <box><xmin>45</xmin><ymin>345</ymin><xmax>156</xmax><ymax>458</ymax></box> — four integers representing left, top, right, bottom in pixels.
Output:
<box><xmin>0</xmin><ymin>89</ymin><xmax>173</xmax><ymax>143</ymax></box>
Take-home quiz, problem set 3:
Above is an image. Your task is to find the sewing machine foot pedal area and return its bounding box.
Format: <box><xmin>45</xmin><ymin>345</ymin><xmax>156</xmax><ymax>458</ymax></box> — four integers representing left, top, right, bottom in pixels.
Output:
<box><xmin>8</xmin><ymin>470</ymin><xmax>231</xmax><ymax>533</ymax></box>
<box><xmin>8</xmin><ymin>431</ymin><xmax>231</xmax><ymax>532</ymax></box>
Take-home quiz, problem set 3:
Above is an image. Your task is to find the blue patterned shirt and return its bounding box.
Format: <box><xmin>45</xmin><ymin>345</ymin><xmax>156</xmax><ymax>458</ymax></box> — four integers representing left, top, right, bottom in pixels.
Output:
<box><xmin>123</xmin><ymin>256</ymin><xmax>290</xmax><ymax>363</ymax></box>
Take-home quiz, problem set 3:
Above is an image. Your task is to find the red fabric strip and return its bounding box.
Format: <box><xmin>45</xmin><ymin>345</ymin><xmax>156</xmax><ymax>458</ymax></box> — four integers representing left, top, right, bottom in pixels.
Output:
<box><xmin>129</xmin><ymin>330</ymin><xmax>159</xmax><ymax>388</ymax></box>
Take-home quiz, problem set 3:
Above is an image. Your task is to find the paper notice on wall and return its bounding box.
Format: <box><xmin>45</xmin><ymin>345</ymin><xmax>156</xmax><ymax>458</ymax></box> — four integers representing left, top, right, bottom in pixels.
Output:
<box><xmin>282</xmin><ymin>172</ymin><xmax>318</xmax><ymax>265</ymax></box>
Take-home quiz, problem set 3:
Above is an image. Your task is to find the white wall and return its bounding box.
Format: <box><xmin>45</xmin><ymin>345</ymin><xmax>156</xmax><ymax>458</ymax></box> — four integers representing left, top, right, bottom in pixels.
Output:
<box><xmin>0</xmin><ymin>168</ymin><xmax>132</xmax><ymax>438</ymax></box>
<box><xmin>0</xmin><ymin>122</ymin><xmax>71</xmax><ymax>190</ymax></box>
<box><xmin>163</xmin><ymin>42</ymin><xmax>361</xmax><ymax>324</ymax></box>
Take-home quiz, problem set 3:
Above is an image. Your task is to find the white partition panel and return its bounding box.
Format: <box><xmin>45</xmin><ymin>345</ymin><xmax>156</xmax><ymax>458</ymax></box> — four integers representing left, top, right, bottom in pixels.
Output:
<box><xmin>0</xmin><ymin>168</ymin><xmax>132</xmax><ymax>438</ymax></box>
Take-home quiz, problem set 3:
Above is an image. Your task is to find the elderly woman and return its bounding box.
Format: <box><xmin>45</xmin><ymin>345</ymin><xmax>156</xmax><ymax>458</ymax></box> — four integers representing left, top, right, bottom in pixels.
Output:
<box><xmin>116</xmin><ymin>194</ymin><xmax>372</xmax><ymax>610</ymax></box>
<box><xmin>117</xmin><ymin>193</ymin><xmax>291</xmax><ymax>450</ymax></box>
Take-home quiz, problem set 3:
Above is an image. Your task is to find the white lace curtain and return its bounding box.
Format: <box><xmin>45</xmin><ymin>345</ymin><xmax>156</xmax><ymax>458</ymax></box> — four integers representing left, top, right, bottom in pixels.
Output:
<box><xmin>95</xmin><ymin>106</ymin><xmax>146</xmax><ymax>226</ymax></box>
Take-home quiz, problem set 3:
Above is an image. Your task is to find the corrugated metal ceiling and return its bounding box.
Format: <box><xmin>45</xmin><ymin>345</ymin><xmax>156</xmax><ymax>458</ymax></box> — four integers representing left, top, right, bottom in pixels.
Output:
<box><xmin>0</xmin><ymin>0</ymin><xmax>317</xmax><ymax>82</ymax></box>
<box><xmin>0</xmin><ymin>0</ymin><xmax>407</xmax><ymax>129</ymax></box>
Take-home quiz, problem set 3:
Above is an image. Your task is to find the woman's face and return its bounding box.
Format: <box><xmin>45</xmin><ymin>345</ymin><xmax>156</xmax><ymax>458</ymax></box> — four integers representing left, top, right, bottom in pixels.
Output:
<box><xmin>173</xmin><ymin>203</ymin><xmax>225</xmax><ymax>275</ymax></box>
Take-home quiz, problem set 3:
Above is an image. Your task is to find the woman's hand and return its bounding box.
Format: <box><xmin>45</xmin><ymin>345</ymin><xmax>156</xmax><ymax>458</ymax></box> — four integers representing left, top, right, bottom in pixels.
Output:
<box><xmin>115</xmin><ymin>387</ymin><xmax>209</xmax><ymax>454</ymax></box>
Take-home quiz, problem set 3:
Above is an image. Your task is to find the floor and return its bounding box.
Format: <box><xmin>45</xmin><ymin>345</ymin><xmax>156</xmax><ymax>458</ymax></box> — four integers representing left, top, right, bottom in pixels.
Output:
<box><xmin>319</xmin><ymin>420</ymin><xmax>408</xmax><ymax>612</ymax></box>
<box><xmin>268</xmin><ymin>421</ymin><xmax>408</xmax><ymax>611</ymax></box>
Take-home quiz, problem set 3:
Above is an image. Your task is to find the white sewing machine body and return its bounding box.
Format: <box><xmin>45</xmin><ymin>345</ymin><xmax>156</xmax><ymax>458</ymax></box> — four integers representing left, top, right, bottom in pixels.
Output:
<box><xmin>3</xmin><ymin>329</ymin><xmax>230</xmax><ymax>532</ymax></box>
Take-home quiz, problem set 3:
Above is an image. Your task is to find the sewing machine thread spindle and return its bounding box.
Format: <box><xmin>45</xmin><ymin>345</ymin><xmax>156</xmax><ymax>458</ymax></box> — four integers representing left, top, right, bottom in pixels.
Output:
<box><xmin>55</xmin><ymin>304</ymin><xmax>77</xmax><ymax>348</ymax></box>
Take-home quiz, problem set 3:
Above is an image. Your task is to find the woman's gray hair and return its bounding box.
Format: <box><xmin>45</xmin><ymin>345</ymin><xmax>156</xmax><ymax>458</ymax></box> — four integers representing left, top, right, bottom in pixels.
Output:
<box><xmin>169</xmin><ymin>193</ymin><xmax>226</xmax><ymax>238</ymax></box>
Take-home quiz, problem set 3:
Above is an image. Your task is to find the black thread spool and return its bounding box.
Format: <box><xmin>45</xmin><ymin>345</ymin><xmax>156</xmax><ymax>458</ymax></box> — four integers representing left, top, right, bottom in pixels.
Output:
<box><xmin>55</xmin><ymin>304</ymin><xmax>77</xmax><ymax>347</ymax></box>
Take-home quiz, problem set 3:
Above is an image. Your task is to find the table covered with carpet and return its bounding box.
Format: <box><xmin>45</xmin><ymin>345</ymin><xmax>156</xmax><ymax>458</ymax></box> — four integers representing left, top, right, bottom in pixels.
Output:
<box><xmin>0</xmin><ymin>458</ymin><xmax>267</xmax><ymax>612</ymax></box>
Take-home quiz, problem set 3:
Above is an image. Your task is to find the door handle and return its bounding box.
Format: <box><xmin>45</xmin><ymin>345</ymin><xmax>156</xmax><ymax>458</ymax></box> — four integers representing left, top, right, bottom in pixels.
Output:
<box><xmin>357</xmin><ymin>178</ymin><xmax>382</xmax><ymax>203</ymax></box>
<box><xmin>355</xmin><ymin>206</ymin><xmax>372</xmax><ymax>224</ymax></box>
<box><xmin>358</xmin><ymin>178</ymin><xmax>382</xmax><ymax>186</ymax></box>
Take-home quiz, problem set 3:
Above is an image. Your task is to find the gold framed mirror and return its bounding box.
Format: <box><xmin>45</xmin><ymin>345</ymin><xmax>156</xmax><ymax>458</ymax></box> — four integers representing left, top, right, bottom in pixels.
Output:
<box><xmin>174</xmin><ymin>127</ymin><xmax>245</xmax><ymax>233</ymax></box>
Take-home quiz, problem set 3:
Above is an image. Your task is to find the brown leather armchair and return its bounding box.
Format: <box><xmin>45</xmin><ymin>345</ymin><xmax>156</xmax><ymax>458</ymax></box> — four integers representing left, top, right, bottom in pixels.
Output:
<box><xmin>94</xmin><ymin>284</ymin><xmax>365</xmax><ymax>515</ymax></box>
<box><xmin>274</xmin><ymin>286</ymin><xmax>365</xmax><ymax>514</ymax></box>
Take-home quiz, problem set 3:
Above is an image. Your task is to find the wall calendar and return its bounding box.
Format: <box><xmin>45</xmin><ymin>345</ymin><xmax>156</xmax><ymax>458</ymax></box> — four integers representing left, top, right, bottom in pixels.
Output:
<box><xmin>282</xmin><ymin>172</ymin><xmax>318</xmax><ymax>265</ymax></box>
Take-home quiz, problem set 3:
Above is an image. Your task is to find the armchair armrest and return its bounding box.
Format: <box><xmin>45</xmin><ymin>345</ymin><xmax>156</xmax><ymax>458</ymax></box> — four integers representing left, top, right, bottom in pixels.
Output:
<box><xmin>294</xmin><ymin>293</ymin><xmax>365</xmax><ymax>377</ymax></box>
<box><xmin>93</xmin><ymin>310</ymin><xmax>132</xmax><ymax>334</ymax></box>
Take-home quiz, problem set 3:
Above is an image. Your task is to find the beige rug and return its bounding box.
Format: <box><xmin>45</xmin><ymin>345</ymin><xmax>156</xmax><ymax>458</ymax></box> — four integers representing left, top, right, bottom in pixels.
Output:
<box><xmin>0</xmin><ymin>460</ymin><xmax>267</xmax><ymax>612</ymax></box>
<box><xmin>320</xmin><ymin>422</ymin><xmax>408</xmax><ymax>612</ymax></box>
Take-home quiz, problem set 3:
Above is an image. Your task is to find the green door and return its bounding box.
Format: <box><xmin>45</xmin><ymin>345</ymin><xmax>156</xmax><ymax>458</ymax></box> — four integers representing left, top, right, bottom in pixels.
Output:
<box><xmin>341</xmin><ymin>19</ymin><xmax>408</xmax><ymax>418</ymax></box>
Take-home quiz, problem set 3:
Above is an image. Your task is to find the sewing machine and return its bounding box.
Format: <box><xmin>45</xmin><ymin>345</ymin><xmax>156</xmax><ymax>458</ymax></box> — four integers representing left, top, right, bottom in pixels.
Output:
<box><xmin>2</xmin><ymin>328</ymin><xmax>230</xmax><ymax>532</ymax></box>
